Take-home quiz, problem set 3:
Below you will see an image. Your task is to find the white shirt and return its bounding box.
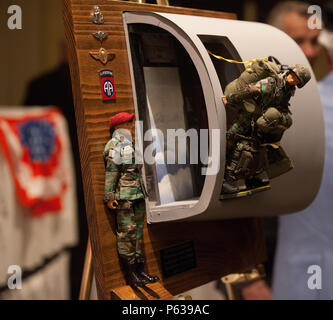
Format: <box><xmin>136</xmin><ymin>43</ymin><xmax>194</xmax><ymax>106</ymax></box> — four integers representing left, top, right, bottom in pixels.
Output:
<box><xmin>273</xmin><ymin>71</ymin><xmax>333</xmax><ymax>299</ymax></box>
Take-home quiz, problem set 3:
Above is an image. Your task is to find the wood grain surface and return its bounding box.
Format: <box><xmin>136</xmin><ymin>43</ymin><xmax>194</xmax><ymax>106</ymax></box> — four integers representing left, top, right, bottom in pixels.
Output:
<box><xmin>111</xmin><ymin>282</ymin><xmax>173</xmax><ymax>300</ymax></box>
<box><xmin>63</xmin><ymin>0</ymin><xmax>266</xmax><ymax>300</ymax></box>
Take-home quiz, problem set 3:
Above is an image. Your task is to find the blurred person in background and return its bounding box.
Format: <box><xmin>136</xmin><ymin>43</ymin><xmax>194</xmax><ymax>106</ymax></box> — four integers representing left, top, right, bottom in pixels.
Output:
<box><xmin>267</xmin><ymin>1</ymin><xmax>321</xmax><ymax>68</ymax></box>
<box><xmin>241</xmin><ymin>0</ymin><xmax>329</xmax><ymax>300</ymax></box>
<box><xmin>23</xmin><ymin>40</ymin><xmax>88</xmax><ymax>299</ymax></box>
<box><xmin>272</xmin><ymin>2</ymin><xmax>333</xmax><ymax>299</ymax></box>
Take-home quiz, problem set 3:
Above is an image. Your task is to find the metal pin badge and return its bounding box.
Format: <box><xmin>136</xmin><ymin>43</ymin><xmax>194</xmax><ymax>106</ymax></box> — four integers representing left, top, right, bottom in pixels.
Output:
<box><xmin>91</xmin><ymin>6</ymin><xmax>104</xmax><ymax>24</ymax></box>
<box><xmin>90</xmin><ymin>48</ymin><xmax>115</xmax><ymax>65</ymax></box>
<box><xmin>92</xmin><ymin>31</ymin><xmax>108</xmax><ymax>44</ymax></box>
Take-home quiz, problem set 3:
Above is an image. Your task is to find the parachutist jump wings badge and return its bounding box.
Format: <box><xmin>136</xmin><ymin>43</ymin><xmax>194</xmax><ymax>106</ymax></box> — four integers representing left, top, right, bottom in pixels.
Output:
<box><xmin>89</xmin><ymin>48</ymin><xmax>115</xmax><ymax>65</ymax></box>
<box><xmin>93</xmin><ymin>31</ymin><xmax>108</xmax><ymax>44</ymax></box>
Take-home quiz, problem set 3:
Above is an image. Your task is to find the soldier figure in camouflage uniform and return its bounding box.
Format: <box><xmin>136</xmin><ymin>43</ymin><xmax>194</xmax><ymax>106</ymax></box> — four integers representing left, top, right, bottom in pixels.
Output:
<box><xmin>222</xmin><ymin>64</ymin><xmax>311</xmax><ymax>194</ymax></box>
<box><xmin>103</xmin><ymin>112</ymin><xmax>159</xmax><ymax>286</ymax></box>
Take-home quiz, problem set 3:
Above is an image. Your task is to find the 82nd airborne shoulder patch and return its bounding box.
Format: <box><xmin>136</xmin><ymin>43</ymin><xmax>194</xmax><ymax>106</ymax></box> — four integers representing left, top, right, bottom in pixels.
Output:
<box><xmin>99</xmin><ymin>69</ymin><xmax>116</xmax><ymax>101</ymax></box>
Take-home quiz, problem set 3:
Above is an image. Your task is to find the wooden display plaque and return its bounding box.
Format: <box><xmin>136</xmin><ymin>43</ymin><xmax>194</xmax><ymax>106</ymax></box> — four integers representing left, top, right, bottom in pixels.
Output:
<box><xmin>63</xmin><ymin>0</ymin><xmax>266</xmax><ymax>300</ymax></box>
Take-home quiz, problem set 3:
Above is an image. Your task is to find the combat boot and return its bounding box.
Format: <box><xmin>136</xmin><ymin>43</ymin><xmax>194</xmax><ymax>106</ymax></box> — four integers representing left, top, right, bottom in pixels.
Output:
<box><xmin>221</xmin><ymin>167</ymin><xmax>247</xmax><ymax>195</ymax></box>
<box><xmin>221</xmin><ymin>179</ymin><xmax>247</xmax><ymax>194</ymax></box>
<box><xmin>221</xmin><ymin>154</ymin><xmax>240</xmax><ymax>195</ymax></box>
<box><xmin>121</xmin><ymin>257</ymin><xmax>148</xmax><ymax>286</ymax></box>
<box><xmin>221</xmin><ymin>180</ymin><xmax>239</xmax><ymax>194</ymax></box>
<box><xmin>246</xmin><ymin>171</ymin><xmax>270</xmax><ymax>189</ymax></box>
<box><xmin>136</xmin><ymin>256</ymin><xmax>160</xmax><ymax>284</ymax></box>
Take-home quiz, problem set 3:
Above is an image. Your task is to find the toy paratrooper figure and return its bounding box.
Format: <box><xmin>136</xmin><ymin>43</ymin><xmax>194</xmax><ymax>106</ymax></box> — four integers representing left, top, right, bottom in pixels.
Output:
<box><xmin>222</xmin><ymin>61</ymin><xmax>311</xmax><ymax>196</ymax></box>
<box><xmin>103</xmin><ymin>112</ymin><xmax>159</xmax><ymax>286</ymax></box>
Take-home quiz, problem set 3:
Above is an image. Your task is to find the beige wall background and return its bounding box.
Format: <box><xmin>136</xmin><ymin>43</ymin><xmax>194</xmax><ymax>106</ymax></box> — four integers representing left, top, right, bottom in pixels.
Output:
<box><xmin>0</xmin><ymin>0</ymin><xmax>64</xmax><ymax>106</ymax></box>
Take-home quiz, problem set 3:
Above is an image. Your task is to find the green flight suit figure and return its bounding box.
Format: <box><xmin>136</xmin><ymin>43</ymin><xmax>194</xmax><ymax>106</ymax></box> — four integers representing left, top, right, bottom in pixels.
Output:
<box><xmin>222</xmin><ymin>64</ymin><xmax>311</xmax><ymax>195</ymax></box>
<box><xmin>103</xmin><ymin>112</ymin><xmax>159</xmax><ymax>286</ymax></box>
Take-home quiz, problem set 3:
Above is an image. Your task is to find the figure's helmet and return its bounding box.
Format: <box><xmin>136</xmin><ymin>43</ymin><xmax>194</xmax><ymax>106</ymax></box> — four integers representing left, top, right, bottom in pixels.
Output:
<box><xmin>289</xmin><ymin>64</ymin><xmax>311</xmax><ymax>88</ymax></box>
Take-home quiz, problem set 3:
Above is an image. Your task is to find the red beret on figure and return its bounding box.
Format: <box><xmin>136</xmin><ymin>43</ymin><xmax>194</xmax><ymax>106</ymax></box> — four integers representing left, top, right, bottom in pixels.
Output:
<box><xmin>109</xmin><ymin>112</ymin><xmax>135</xmax><ymax>128</ymax></box>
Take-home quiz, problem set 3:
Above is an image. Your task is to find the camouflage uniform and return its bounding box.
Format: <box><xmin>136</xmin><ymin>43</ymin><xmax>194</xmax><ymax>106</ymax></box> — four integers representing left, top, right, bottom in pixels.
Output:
<box><xmin>223</xmin><ymin>64</ymin><xmax>311</xmax><ymax>186</ymax></box>
<box><xmin>225</xmin><ymin>64</ymin><xmax>311</xmax><ymax>142</ymax></box>
<box><xmin>226</xmin><ymin>72</ymin><xmax>295</xmax><ymax>141</ymax></box>
<box><xmin>103</xmin><ymin>132</ymin><xmax>146</xmax><ymax>264</ymax></box>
